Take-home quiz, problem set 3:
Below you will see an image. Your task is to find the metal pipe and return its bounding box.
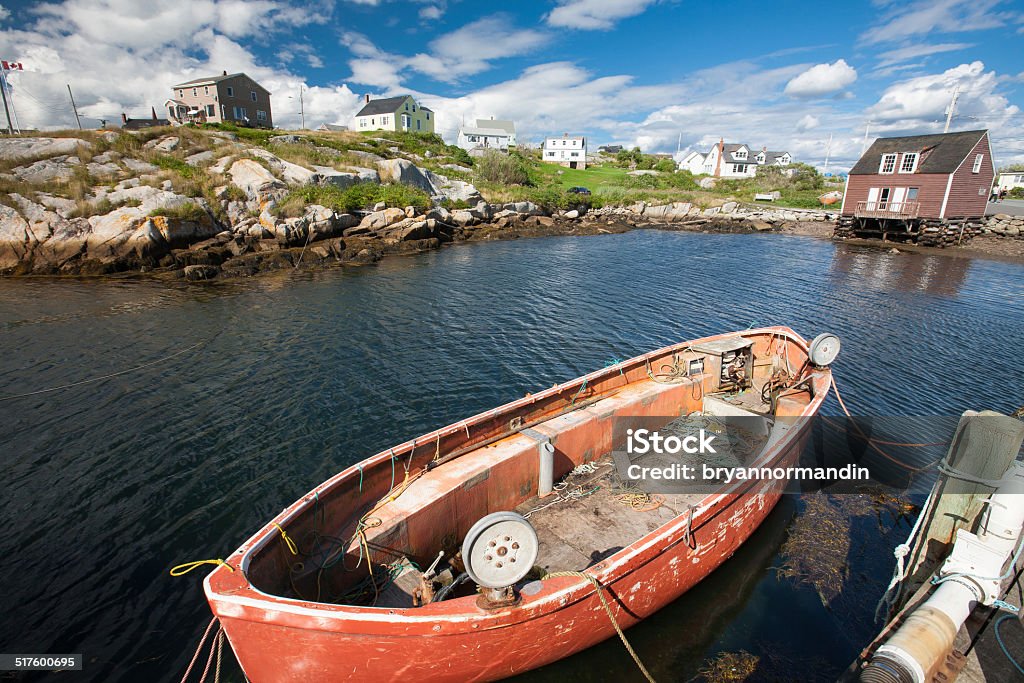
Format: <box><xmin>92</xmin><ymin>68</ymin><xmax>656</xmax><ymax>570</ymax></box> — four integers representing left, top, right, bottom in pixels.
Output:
<box><xmin>861</xmin><ymin>465</ymin><xmax>1024</xmax><ymax>683</ymax></box>
<box><xmin>538</xmin><ymin>441</ymin><xmax>555</xmax><ymax>496</ymax></box>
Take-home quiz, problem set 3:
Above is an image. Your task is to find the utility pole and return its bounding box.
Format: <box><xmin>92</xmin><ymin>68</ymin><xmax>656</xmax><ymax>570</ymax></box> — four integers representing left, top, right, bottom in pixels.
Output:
<box><xmin>943</xmin><ymin>84</ymin><xmax>960</xmax><ymax>133</ymax></box>
<box><xmin>0</xmin><ymin>67</ymin><xmax>12</xmax><ymax>135</ymax></box>
<box><xmin>67</xmin><ymin>84</ymin><xmax>82</xmax><ymax>130</ymax></box>
<box><xmin>823</xmin><ymin>132</ymin><xmax>833</xmax><ymax>175</ymax></box>
<box><xmin>298</xmin><ymin>85</ymin><xmax>305</xmax><ymax>130</ymax></box>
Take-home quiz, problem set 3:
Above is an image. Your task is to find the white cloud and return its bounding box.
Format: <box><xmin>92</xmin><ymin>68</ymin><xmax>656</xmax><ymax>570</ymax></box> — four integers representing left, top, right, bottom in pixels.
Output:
<box><xmin>865</xmin><ymin>60</ymin><xmax>1019</xmax><ymax>130</ymax></box>
<box><xmin>863</xmin><ymin>0</ymin><xmax>1020</xmax><ymax>45</ymax></box>
<box><xmin>796</xmin><ymin>114</ymin><xmax>820</xmax><ymax>132</ymax></box>
<box><xmin>418</xmin><ymin>5</ymin><xmax>442</xmax><ymax>20</ymax></box>
<box><xmin>784</xmin><ymin>59</ymin><xmax>857</xmax><ymax>98</ymax></box>
<box><xmin>0</xmin><ymin>5</ymin><xmax>10</xmax><ymax>22</ymax></box>
<box><xmin>343</xmin><ymin>16</ymin><xmax>548</xmax><ymax>87</ymax></box>
<box><xmin>875</xmin><ymin>42</ymin><xmax>973</xmax><ymax>67</ymax></box>
<box><xmin>546</xmin><ymin>0</ymin><xmax>657</xmax><ymax>30</ymax></box>
<box><xmin>0</xmin><ymin>0</ymin><xmax>352</xmax><ymax>130</ymax></box>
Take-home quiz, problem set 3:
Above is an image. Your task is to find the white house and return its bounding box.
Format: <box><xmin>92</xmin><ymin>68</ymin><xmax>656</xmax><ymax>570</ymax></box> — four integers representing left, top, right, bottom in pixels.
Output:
<box><xmin>680</xmin><ymin>139</ymin><xmax>792</xmax><ymax>177</ymax></box>
<box><xmin>353</xmin><ymin>94</ymin><xmax>434</xmax><ymax>134</ymax></box>
<box><xmin>543</xmin><ymin>134</ymin><xmax>587</xmax><ymax>169</ymax></box>
<box><xmin>996</xmin><ymin>171</ymin><xmax>1024</xmax><ymax>193</ymax></box>
<box><xmin>680</xmin><ymin>151</ymin><xmax>706</xmax><ymax>175</ymax></box>
<box><xmin>457</xmin><ymin>118</ymin><xmax>516</xmax><ymax>153</ymax></box>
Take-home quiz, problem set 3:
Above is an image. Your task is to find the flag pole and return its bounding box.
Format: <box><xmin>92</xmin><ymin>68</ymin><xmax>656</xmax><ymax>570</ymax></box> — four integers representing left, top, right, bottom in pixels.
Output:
<box><xmin>0</xmin><ymin>66</ymin><xmax>13</xmax><ymax>135</ymax></box>
<box><xmin>67</xmin><ymin>84</ymin><xmax>82</xmax><ymax>130</ymax></box>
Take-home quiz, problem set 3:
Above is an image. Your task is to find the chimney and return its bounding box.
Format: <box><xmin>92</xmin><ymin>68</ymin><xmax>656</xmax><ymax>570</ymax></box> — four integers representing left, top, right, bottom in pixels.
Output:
<box><xmin>563</xmin><ymin>132</ymin><xmax>568</xmax><ymax>138</ymax></box>
<box><xmin>151</xmin><ymin>106</ymin><xmax>158</xmax><ymax>120</ymax></box>
<box><xmin>222</xmin><ymin>70</ymin><xmax>227</xmax><ymax>76</ymax></box>
<box><xmin>121</xmin><ymin>113</ymin><xmax>128</xmax><ymax>124</ymax></box>
<box><xmin>365</xmin><ymin>94</ymin><xmax>371</xmax><ymax>103</ymax></box>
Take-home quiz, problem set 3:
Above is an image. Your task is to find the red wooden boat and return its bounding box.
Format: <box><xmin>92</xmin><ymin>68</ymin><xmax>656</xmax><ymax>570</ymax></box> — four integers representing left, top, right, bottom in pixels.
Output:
<box><xmin>203</xmin><ymin>327</ymin><xmax>837</xmax><ymax>681</ymax></box>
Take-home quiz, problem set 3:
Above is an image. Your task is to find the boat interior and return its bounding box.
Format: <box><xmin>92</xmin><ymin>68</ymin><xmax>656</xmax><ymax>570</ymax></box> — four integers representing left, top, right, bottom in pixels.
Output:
<box><xmin>241</xmin><ymin>331</ymin><xmax>820</xmax><ymax>609</ymax></box>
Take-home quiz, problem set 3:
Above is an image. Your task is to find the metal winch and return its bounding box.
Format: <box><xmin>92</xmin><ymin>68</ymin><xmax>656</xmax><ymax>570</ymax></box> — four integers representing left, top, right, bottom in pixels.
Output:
<box><xmin>462</xmin><ymin>511</ymin><xmax>539</xmax><ymax>610</ymax></box>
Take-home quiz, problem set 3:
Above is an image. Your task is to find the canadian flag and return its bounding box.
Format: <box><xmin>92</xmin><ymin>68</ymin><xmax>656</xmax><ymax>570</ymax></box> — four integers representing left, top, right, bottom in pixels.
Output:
<box><xmin>1</xmin><ymin>61</ymin><xmax>23</xmax><ymax>71</ymax></box>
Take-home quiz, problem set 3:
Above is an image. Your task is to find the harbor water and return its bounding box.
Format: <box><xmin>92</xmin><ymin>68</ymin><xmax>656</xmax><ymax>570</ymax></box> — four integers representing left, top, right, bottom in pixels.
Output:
<box><xmin>2</xmin><ymin>230</ymin><xmax>1022</xmax><ymax>681</ymax></box>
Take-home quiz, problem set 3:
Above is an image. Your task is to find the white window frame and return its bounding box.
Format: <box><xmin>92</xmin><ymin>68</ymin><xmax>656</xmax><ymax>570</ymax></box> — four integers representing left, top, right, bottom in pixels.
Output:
<box><xmin>232</xmin><ymin>106</ymin><xmax>247</xmax><ymax>120</ymax></box>
<box><xmin>899</xmin><ymin>153</ymin><xmax>918</xmax><ymax>174</ymax></box>
<box><xmin>879</xmin><ymin>153</ymin><xmax>897</xmax><ymax>174</ymax></box>
<box><xmin>972</xmin><ymin>154</ymin><xmax>983</xmax><ymax>173</ymax></box>
<box><xmin>205</xmin><ymin>104</ymin><xmax>215</xmax><ymax>116</ymax></box>
<box><xmin>250</xmin><ymin>91</ymin><xmax>257</xmax><ymax>102</ymax></box>
<box><xmin>736</xmin><ymin>150</ymin><xmax>747</xmax><ymax>160</ymax></box>
<box><xmin>256</xmin><ymin>110</ymin><xmax>267</xmax><ymax>122</ymax></box>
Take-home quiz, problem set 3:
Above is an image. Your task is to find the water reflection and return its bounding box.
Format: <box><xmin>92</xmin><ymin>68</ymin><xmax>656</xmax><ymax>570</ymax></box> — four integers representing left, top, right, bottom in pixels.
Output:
<box><xmin>830</xmin><ymin>243</ymin><xmax>970</xmax><ymax>297</ymax></box>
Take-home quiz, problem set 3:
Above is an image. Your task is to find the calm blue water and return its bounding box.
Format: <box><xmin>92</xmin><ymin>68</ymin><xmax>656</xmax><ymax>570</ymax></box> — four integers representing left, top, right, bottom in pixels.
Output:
<box><xmin>1</xmin><ymin>231</ymin><xmax>1022</xmax><ymax>682</ymax></box>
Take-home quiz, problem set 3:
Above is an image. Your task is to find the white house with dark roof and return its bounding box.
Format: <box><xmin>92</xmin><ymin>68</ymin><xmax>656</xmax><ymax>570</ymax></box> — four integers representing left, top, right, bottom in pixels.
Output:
<box><xmin>543</xmin><ymin>134</ymin><xmax>587</xmax><ymax>169</ymax></box>
<box><xmin>353</xmin><ymin>95</ymin><xmax>434</xmax><ymax>134</ymax></box>
<box><xmin>457</xmin><ymin>118</ymin><xmax>517</xmax><ymax>153</ymax></box>
<box><xmin>680</xmin><ymin>139</ymin><xmax>792</xmax><ymax>177</ymax></box>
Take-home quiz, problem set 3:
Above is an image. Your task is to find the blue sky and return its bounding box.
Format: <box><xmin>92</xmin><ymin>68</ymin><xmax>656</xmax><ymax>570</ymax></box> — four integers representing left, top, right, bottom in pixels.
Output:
<box><xmin>0</xmin><ymin>0</ymin><xmax>1022</xmax><ymax>170</ymax></box>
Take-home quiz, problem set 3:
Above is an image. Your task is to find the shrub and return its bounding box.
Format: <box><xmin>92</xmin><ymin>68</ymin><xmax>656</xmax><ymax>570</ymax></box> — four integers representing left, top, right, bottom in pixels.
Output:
<box><xmin>474</xmin><ymin>150</ymin><xmax>531</xmax><ymax>185</ymax></box>
<box><xmin>1007</xmin><ymin>187</ymin><xmax>1024</xmax><ymax>199</ymax></box>
<box><xmin>654</xmin><ymin>158</ymin><xmax>678</xmax><ymax>173</ymax></box>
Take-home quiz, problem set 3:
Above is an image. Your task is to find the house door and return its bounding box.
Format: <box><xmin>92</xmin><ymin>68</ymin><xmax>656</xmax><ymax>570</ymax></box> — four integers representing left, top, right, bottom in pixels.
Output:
<box><xmin>867</xmin><ymin>187</ymin><xmax>879</xmax><ymax>209</ymax></box>
<box><xmin>891</xmin><ymin>187</ymin><xmax>906</xmax><ymax>210</ymax></box>
<box><xmin>878</xmin><ymin>188</ymin><xmax>891</xmax><ymax>208</ymax></box>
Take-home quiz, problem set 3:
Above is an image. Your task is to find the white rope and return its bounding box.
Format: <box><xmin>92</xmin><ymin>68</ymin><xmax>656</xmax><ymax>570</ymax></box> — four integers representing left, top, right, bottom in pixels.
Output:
<box><xmin>874</xmin><ymin>478</ymin><xmax>940</xmax><ymax>622</ymax></box>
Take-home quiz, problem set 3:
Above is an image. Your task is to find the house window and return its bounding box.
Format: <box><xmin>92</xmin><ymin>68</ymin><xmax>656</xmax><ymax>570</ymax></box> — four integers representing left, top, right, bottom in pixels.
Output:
<box><xmin>382</xmin><ymin>115</ymin><xmax>389</xmax><ymax>125</ymax></box>
<box><xmin>899</xmin><ymin>153</ymin><xmax>918</xmax><ymax>173</ymax></box>
<box><xmin>734</xmin><ymin>164</ymin><xmax>747</xmax><ymax>173</ymax></box>
<box><xmin>736</xmin><ymin>150</ymin><xmax>747</xmax><ymax>159</ymax></box>
<box><xmin>468</xmin><ymin>136</ymin><xmax>477</xmax><ymax>142</ymax></box>
<box><xmin>879</xmin><ymin>153</ymin><xmax>897</xmax><ymax>174</ymax></box>
<box><xmin>205</xmin><ymin>104</ymin><xmax>214</xmax><ymax>116</ymax></box>
<box><xmin>907</xmin><ymin>188</ymin><xmax>919</xmax><ymax>200</ymax></box>
<box><xmin>256</xmin><ymin>110</ymin><xmax>267</xmax><ymax>122</ymax></box>
<box><xmin>226</xmin><ymin>86</ymin><xmax>234</xmax><ymax>97</ymax></box>
<box><xmin>426</xmin><ymin>112</ymin><xmax>429</xmax><ymax>120</ymax></box>
<box><xmin>359</xmin><ymin>118</ymin><xmax>366</xmax><ymax>128</ymax></box>
<box><xmin>405</xmin><ymin>102</ymin><xmax>409</xmax><ymax>110</ymax></box>
<box><xmin>204</xmin><ymin>86</ymin><xmax>209</xmax><ymax>95</ymax></box>
<box><xmin>416</xmin><ymin>119</ymin><xmax>421</xmax><ymax>130</ymax></box>
<box><xmin>178</xmin><ymin>90</ymin><xmax>183</xmax><ymax>98</ymax></box>
<box><xmin>412</xmin><ymin>104</ymin><xmax>416</xmax><ymax>112</ymax></box>
<box><xmin>232</xmin><ymin>106</ymin><xmax>247</xmax><ymax>120</ymax></box>
<box><xmin>401</xmin><ymin>114</ymin><xmax>410</xmax><ymax>128</ymax></box>
<box><xmin>193</xmin><ymin>88</ymin><xmax>197</xmax><ymax>97</ymax></box>
<box><xmin>571</xmin><ymin>152</ymin><xmax>579</xmax><ymax>157</ymax></box>
<box><xmin>370</xmin><ymin>118</ymin><xmax>375</xmax><ymax>125</ymax></box>
<box><xmin>972</xmin><ymin>154</ymin><xmax>983</xmax><ymax>173</ymax></box>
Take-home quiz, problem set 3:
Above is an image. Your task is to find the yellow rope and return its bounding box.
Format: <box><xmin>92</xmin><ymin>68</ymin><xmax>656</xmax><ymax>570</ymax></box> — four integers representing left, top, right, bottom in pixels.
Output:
<box><xmin>170</xmin><ymin>559</ymin><xmax>235</xmax><ymax>576</ymax></box>
<box><xmin>544</xmin><ymin>570</ymin><xmax>656</xmax><ymax>682</ymax></box>
<box><xmin>273</xmin><ymin>523</ymin><xmax>299</xmax><ymax>555</ymax></box>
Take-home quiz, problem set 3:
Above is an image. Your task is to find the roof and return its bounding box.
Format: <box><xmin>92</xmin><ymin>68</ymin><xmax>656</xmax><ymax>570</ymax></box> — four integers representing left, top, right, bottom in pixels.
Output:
<box><xmin>461</xmin><ymin>126</ymin><xmax>512</xmax><ymax>137</ymax></box>
<box><xmin>850</xmin><ymin>130</ymin><xmax>988</xmax><ymax>175</ymax></box>
<box><xmin>172</xmin><ymin>72</ymin><xmax>269</xmax><ymax>92</ymax></box>
<box><xmin>421</xmin><ymin>106</ymin><xmax>433</xmax><ymax>113</ymax></box>
<box><xmin>682</xmin><ymin>151</ymin><xmax>704</xmax><ymax>161</ymax></box>
<box><xmin>124</xmin><ymin>118</ymin><xmax>170</xmax><ymax>130</ymax></box>
<box><xmin>545</xmin><ymin>135</ymin><xmax>585</xmax><ymax>142</ymax></box>
<box><xmin>317</xmin><ymin>123</ymin><xmax>348</xmax><ymax>131</ymax></box>
<box><xmin>764</xmin><ymin>151</ymin><xmax>789</xmax><ymax>160</ymax></box>
<box><xmin>355</xmin><ymin>95</ymin><xmax>412</xmax><ymax>117</ymax></box>
<box><xmin>475</xmin><ymin>118</ymin><xmax>514</xmax><ymax>134</ymax></box>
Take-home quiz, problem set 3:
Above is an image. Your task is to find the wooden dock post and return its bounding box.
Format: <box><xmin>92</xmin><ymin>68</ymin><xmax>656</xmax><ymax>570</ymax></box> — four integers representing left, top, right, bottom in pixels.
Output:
<box><xmin>897</xmin><ymin>410</ymin><xmax>1024</xmax><ymax>610</ymax></box>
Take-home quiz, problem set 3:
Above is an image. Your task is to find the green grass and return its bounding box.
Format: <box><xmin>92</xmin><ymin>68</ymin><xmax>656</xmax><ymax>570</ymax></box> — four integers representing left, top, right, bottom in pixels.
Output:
<box><xmin>274</xmin><ymin>183</ymin><xmax>431</xmax><ymax>218</ymax></box>
<box><xmin>150</xmin><ymin>202</ymin><xmax>208</xmax><ymax>221</ymax></box>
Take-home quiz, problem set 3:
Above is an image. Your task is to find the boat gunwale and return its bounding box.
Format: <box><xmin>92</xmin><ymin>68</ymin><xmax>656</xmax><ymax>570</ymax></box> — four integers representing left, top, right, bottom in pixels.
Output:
<box><xmin>206</xmin><ymin>326</ymin><xmax>825</xmax><ymax>629</ymax></box>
